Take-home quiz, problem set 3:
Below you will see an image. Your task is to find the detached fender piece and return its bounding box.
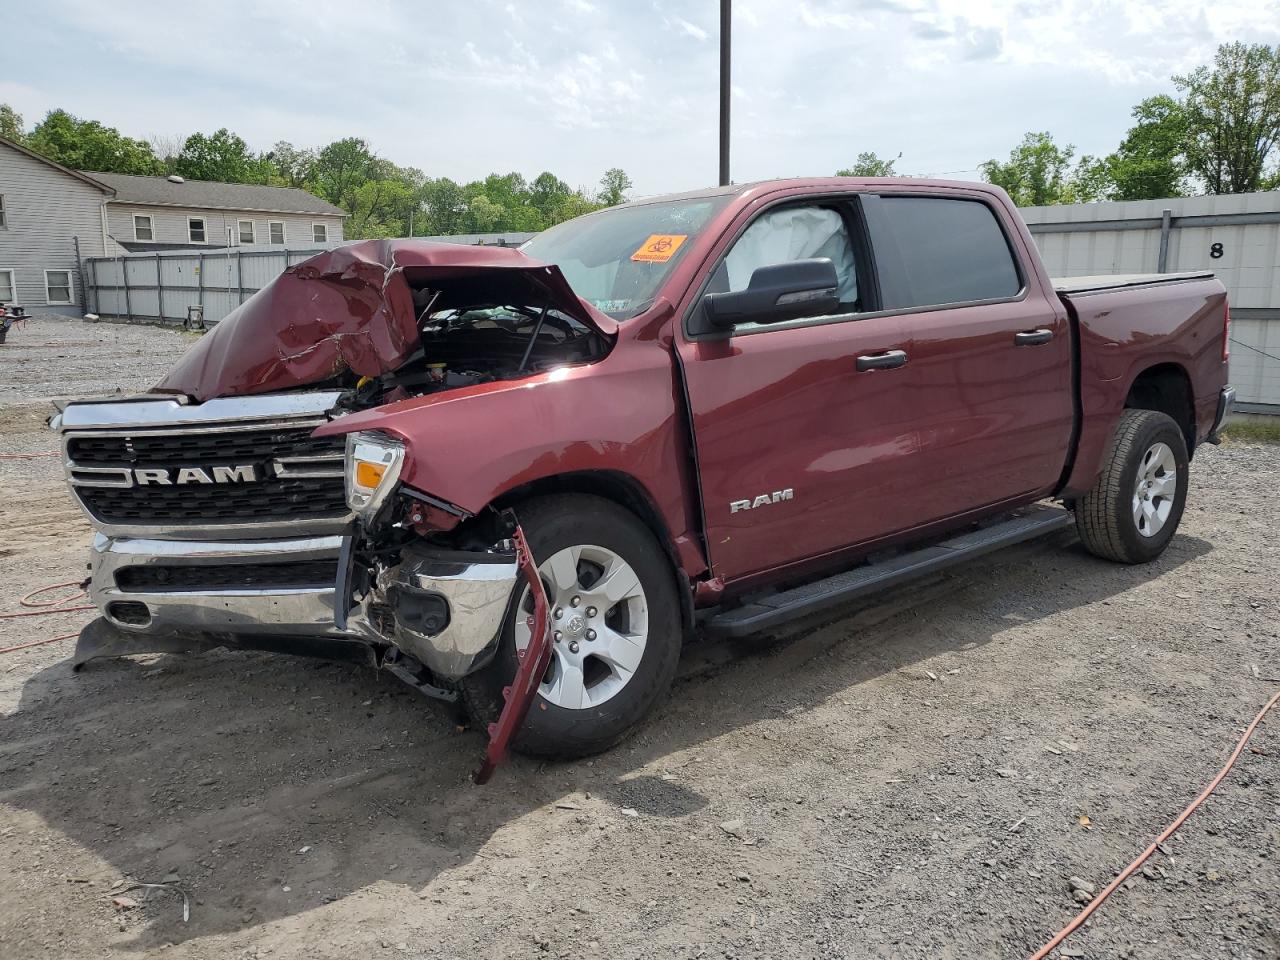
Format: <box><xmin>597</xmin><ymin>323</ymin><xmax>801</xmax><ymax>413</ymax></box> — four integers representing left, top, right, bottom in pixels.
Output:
<box><xmin>152</xmin><ymin>239</ymin><xmax>616</xmax><ymax>402</ymax></box>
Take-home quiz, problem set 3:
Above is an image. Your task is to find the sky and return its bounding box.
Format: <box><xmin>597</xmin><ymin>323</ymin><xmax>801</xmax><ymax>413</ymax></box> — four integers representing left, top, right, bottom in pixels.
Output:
<box><xmin>2</xmin><ymin>0</ymin><xmax>1278</xmax><ymax>198</ymax></box>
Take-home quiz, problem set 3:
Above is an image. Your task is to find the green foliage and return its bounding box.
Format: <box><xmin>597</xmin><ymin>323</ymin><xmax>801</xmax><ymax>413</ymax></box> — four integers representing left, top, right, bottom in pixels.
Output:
<box><xmin>0</xmin><ymin>103</ymin><xmax>23</xmax><ymax>142</ymax></box>
<box><xmin>1104</xmin><ymin>95</ymin><xmax>1189</xmax><ymax>200</ymax></box>
<box><xmin>1174</xmin><ymin>42</ymin><xmax>1280</xmax><ymax>195</ymax></box>
<box><xmin>598</xmin><ymin>167</ymin><xmax>633</xmax><ymax>206</ymax></box>
<box><xmin>267</xmin><ymin>141</ymin><xmax>317</xmax><ymax>189</ymax></box>
<box><xmin>836</xmin><ymin>152</ymin><xmax>899</xmax><ymax>177</ymax></box>
<box><xmin>4</xmin><ymin>105</ymin><xmax>621</xmax><ymax>239</ymax></box>
<box><xmin>981</xmin><ymin>132</ymin><xmax>1079</xmax><ymax>206</ymax></box>
<box><xmin>27</xmin><ymin>109</ymin><xmax>163</xmax><ymax>175</ymax></box>
<box><xmin>176</xmin><ymin>128</ymin><xmax>276</xmax><ymax>184</ymax></box>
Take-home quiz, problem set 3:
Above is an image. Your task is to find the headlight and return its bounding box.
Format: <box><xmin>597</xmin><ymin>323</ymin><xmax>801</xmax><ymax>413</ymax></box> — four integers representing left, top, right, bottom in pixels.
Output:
<box><xmin>345</xmin><ymin>431</ymin><xmax>405</xmax><ymax>519</ymax></box>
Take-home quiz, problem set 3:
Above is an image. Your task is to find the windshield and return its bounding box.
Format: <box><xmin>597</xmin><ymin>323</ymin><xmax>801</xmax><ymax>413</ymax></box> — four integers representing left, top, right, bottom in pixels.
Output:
<box><xmin>520</xmin><ymin>195</ymin><xmax>732</xmax><ymax>319</ymax></box>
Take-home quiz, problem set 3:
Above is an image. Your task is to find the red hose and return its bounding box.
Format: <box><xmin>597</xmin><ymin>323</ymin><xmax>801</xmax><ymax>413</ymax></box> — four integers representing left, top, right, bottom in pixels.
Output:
<box><xmin>1028</xmin><ymin>687</ymin><xmax>1280</xmax><ymax>959</ymax></box>
<box><xmin>0</xmin><ymin>580</ymin><xmax>91</xmax><ymax>654</ymax></box>
<box><xmin>0</xmin><ymin>632</ymin><xmax>80</xmax><ymax>655</ymax></box>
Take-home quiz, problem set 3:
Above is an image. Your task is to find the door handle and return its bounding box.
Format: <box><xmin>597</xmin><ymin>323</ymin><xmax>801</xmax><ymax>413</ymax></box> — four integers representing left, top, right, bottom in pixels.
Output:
<box><xmin>1014</xmin><ymin>329</ymin><xmax>1054</xmax><ymax>346</ymax></box>
<box><xmin>855</xmin><ymin>349</ymin><xmax>908</xmax><ymax>372</ymax></box>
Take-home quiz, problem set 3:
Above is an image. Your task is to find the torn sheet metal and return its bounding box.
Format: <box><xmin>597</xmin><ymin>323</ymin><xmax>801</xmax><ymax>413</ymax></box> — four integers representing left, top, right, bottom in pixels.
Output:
<box><xmin>154</xmin><ymin>239</ymin><xmax>616</xmax><ymax>402</ymax></box>
<box><xmin>473</xmin><ymin>521</ymin><xmax>553</xmax><ymax>785</ymax></box>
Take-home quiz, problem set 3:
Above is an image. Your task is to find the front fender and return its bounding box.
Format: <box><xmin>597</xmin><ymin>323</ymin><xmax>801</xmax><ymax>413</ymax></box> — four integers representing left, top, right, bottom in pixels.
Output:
<box><xmin>314</xmin><ymin>341</ymin><xmax>703</xmax><ymax>571</ymax></box>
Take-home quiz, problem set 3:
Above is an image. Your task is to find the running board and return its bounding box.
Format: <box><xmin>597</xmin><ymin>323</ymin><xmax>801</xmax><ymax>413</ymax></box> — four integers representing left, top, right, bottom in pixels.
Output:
<box><xmin>705</xmin><ymin>507</ymin><xmax>1073</xmax><ymax>638</ymax></box>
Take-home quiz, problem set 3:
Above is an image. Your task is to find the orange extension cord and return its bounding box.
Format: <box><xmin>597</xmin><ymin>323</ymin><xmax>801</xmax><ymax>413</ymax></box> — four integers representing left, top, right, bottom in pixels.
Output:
<box><xmin>1028</xmin><ymin>686</ymin><xmax>1280</xmax><ymax>959</ymax></box>
<box><xmin>0</xmin><ymin>580</ymin><xmax>92</xmax><ymax>655</ymax></box>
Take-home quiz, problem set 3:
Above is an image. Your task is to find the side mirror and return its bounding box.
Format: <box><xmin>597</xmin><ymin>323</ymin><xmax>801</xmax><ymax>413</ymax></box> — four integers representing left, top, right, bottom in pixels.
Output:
<box><xmin>703</xmin><ymin>258</ymin><xmax>840</xmax><ymax>329</ymax></box>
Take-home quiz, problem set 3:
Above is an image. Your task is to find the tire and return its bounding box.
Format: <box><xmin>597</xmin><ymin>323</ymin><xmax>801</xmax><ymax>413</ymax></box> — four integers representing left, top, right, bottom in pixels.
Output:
<box><xmin>458</xmin><ymin>494</ymin><xmax>683</xmax><ymax>758</ymax></box>
<box><xmin>1075</xmin><ymin>409</ymin><xmax>1189</xmax><ymax>564</ymax></box>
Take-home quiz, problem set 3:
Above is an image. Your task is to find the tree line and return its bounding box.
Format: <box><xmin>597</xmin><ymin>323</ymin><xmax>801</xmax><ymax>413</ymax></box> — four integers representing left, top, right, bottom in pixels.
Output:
<box><xmin>0</xmin><ymin>104</ymin><xmax>632</xmax><ymax>239</ymax></box>
<box><xmin>838</xmin><ymin>42</ymin><xmax>1280</xmax><ymax>205</ymax></box>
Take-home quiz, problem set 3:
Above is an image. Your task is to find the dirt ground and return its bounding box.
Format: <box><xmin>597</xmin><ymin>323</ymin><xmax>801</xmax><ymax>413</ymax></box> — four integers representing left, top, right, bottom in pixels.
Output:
<box><xmin>1</xmin><ymin>316</ymin><xmax>1277</xmax><ymax>960</ymax></box>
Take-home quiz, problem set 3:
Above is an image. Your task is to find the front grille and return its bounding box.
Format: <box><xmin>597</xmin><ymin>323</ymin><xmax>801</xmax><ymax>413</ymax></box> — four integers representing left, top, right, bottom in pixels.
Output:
<box><xmin>65</xmin><ymin>420</ymin><xmax>348</xmax><ymax>529</ymax></box>
<box><xmin>80</xmin><ymin>476</ymin><xmax>347</xmax><ymax>523</ymax></box>
<box><xmin>67</xmin><ymin>426</ymin><xmax>341</xmax><ymax>464</ymax></box>
<box><xmin>116</xmin><ymin>560</ymin><xmax>338</xmax><ymax>592</ymax></box>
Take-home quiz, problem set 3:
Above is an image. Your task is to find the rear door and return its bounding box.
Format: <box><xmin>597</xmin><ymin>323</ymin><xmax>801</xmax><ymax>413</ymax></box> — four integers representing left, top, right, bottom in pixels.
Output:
<box><xmin>862</xmin><ymin>191</ymin><xmax>1073</xmax><ymax>520</ymax></box>
<box><xmin>676</xmin><ymin>198</ymin><xmax>917</xmax><ymax>583</ymax></box>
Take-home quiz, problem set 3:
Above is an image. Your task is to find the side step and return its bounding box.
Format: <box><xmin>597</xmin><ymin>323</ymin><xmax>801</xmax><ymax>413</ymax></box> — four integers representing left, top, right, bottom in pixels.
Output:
<box><xmin>705</xmin><ymin>506</ymin><xmax>1073</xmax><ymax>638</ymax></box>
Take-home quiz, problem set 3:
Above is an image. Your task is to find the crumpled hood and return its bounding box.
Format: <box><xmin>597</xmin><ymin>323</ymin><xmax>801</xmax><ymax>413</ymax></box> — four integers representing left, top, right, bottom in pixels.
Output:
<box><xmin>153</xmin><ymin>238</ymin><xmax>616</xmax><ymax>401</ymax></box>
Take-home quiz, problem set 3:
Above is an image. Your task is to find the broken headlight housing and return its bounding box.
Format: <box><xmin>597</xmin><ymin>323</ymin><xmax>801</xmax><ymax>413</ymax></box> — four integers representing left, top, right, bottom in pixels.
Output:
<box><xmin>345</xmin><ymin>431</ymin><xmax>405</xmax><ymax>520</ymax></box>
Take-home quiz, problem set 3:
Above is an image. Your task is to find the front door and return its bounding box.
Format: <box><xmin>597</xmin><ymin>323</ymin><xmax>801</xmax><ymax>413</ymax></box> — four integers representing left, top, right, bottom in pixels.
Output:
<box><xmin>677</xmin><ymin>201</ymin><xmax>916</xmax><ymax>583</ymax></box>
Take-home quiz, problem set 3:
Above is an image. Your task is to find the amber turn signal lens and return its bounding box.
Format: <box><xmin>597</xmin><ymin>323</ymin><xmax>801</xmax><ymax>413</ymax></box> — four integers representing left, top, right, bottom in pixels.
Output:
<box><xmin>355</xmin><ymin>460</ymin><xmax>387</xmax><ymax>490</ymax></box>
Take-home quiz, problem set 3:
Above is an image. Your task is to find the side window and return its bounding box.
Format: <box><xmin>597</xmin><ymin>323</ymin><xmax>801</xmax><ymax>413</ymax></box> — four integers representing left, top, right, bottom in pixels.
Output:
<box><xmin>713</xmin><ymin>205</ymin><xmax>859</xmax><ymax>308</ymax></box>
<box><xmin>188</xmin><ymin>217</ymin><xmax>206</xmax><ymax>243</ymax></box>
<box><xmin>874</xmin><ymin>197</ymin><xmax>1021</xmax><ymax>309</ymax></box>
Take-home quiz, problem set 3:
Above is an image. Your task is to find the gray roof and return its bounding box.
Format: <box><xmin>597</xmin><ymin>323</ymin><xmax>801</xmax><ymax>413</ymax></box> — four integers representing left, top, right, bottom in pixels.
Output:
<box><xmin>86</xmin><ymin>171</ymin><xmax>347</xmax><ymax>217</ymax></box>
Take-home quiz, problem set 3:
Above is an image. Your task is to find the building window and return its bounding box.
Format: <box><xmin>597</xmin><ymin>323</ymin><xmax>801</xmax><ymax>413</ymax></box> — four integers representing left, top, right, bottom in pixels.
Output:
<box><xmin>0</xmin><ymin>194</ymin><xmax>7</xmax><ymax>229</ymax></box>
<box><xmin>133</xmin><ymin>214</ymin><xmax>154</xmax><ymax>242</ymax></box>
<box><xmin>0</xmin><ymin>269</ymin><xmax>14</xmax><ymax>302</ymax></box>
<box><xmin>238</xmin><ymin>220</ymin><xmax>255</xmax><ymax>244</ymax></box>
<box><xmin>188</xmin><ymin>217</ymin><xmax>206</xmax><ymax>243</ymax></box>
<box><xmin>45</xmin><ymin>269</ymin><xmax>73</xmax><ymax>305</ymax></box>
<box><xmin>269</xmin><ymin>221</ymin><xmax>285</xmax><ymax>244</ymax></box>
<box><xmin>313</xmin><ymin>222</ymin><xmax>328</xmax><ymax>243</ymax></box>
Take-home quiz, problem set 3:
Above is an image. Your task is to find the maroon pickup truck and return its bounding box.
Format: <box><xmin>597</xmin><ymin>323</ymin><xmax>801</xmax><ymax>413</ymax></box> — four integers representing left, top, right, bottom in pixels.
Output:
<box><xmin>57</xmin><ymin>177</ymin><xmax>1233</xmax><ymax>763</ymax></box>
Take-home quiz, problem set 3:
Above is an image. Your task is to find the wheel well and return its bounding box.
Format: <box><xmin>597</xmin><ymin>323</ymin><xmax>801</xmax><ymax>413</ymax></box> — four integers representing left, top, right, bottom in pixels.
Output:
<box><xmin>493</xmin><ymin>471</ymin><xmax>696</xmax><ymax>634</ymax></box>
<box><xmin>1125</xmin><ymin>363</ymin><xmax>1195</xmax><ymax>452</ymax></box>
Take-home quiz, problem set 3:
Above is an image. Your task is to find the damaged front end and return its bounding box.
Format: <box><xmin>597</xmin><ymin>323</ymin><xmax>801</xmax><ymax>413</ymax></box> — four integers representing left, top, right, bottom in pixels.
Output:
<box><xmin>62</xmin><ymin>240</ymin><xmax>610</xmax><ymax>778</ymax></box>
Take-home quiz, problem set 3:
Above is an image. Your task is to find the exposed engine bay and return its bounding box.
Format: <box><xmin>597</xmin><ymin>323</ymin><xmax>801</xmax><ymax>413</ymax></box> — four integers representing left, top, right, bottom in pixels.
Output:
<box><xmin>345</xmin><ymin>275</ymin><xmax>608</xmax><ymax>410</ymax></box>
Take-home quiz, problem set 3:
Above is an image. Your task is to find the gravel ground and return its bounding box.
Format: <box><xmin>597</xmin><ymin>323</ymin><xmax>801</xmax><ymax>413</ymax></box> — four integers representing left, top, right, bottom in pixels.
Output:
<box><xmin>0</xmin><ymin>316</ymin><xmax>1277</xmax><ymax>960</ymax></box>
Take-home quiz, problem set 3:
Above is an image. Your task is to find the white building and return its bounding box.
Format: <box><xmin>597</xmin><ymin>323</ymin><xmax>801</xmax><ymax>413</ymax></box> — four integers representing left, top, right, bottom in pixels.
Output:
<box><xmin>0</xmin><ymin>135</ymin><xmax>347</xmax><ymax>316</ymax></box>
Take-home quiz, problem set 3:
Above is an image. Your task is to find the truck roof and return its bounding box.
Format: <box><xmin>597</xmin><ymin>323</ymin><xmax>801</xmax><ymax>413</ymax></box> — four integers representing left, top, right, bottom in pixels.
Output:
<box><xmin>618</xmin><ymin>176</ymin><xmax>1005</xmax><ymax>208</ymax></box>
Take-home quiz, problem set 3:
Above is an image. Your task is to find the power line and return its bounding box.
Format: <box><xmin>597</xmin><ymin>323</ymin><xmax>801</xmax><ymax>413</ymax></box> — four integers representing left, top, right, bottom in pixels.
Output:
<box><xmin>1231</xmin><ymin>337</ymin><xmax>1280</xmax><ymax>365</ymax></box>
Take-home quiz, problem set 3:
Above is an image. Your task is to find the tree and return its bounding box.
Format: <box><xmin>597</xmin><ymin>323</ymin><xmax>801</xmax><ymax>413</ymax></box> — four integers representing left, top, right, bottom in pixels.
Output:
<box><xmin>836</xmin><ymin>152</ymin><xmax>899</xmax><ymax>177</ymax></box>
<box><xmin>175</xmin><ymin>128</ymin><xmax>275</xmax><ymax>183</ymax></box>
<box><xmin>311</xmin><ymin>138</ymin><xmax>383</xmax><ymax>212</ymax></box>
<box><xmin>1174</xmin><ymin>42</ymin><xmax>1280</xmax><ymax>195</ymax></box>
<box><xmin>981</xmin><ymin>132</ymin><xmax>1078</xmax><ymax>206</ymax></box>
<box><xmin>1098</xmin><ymin>95</ymin><xmax>1189</xmax><ymax>200</ymax></box>
<box><xmin>418</xmin><ymin>177</ymin><xmax>468</xmax><ymax>235</ymax></box>
<box><xmin>147</xmin><ymin>134</ymin><xmax>186</xmax><ymax>175</ymax></box>
<box><xmin>598</xmin><ymin>168</ymin><xmax>633</xmax><ymax>206</ymax></box>
<box><xmin>267</xmin><ymin>141</ymin><xmax>316</xmax><ymax>188</ymax></box>
<box><xmin>0</xmin><ymin>103</ymin><xmax>23</xmax><ymax>142</ymax></box>
<box><xmin>26</xmin><ymin>109</ymin><xmax>163</xmax><ymax>175</ymax></box>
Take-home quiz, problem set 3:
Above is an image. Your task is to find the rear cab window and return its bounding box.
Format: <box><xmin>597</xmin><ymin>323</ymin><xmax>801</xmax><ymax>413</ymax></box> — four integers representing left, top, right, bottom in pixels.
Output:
<box><xmin>867</xmin><ymin>195</ymin><xmax>1023</xmax><ymax>310</ymax></box>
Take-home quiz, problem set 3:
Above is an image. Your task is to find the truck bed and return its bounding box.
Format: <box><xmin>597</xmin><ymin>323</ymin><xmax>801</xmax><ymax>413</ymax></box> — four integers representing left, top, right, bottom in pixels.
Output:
<box><xmin>1052</xmin><ymin>271</ymin><xmax>1214</xmax><ymax>296</ymax></box>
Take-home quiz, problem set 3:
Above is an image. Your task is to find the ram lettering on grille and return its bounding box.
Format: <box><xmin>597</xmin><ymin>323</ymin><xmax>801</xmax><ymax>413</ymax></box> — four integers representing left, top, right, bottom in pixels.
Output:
<box><xmin>133</xmin><ymin>464</ymin><xmax>258</xmax><ymax>485</ymax></box>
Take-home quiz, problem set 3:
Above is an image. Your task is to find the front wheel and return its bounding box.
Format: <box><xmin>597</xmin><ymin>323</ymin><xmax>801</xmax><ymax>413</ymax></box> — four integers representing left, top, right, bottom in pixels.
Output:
<box><xmin>458</xmin><ymin>494</ymin><xmax>683</xmax><ymax>758</ymax></box>
<box><xmin>1075</xmin><ymin>409</ymin><xmax>1189</xmax><ymax>564</ymax></box>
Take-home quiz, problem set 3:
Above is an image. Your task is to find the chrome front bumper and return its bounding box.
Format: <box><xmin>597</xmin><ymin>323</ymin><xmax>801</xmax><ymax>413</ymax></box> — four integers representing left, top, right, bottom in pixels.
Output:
<box><xmin>87</xmin><ymin>531</ymin><xmax>521</xmax><ymax>680</ymax></box>
<box><xmin>89</xmin><ymin>532</ymin><xmax>356</xmax><ymax>638</ymax></box>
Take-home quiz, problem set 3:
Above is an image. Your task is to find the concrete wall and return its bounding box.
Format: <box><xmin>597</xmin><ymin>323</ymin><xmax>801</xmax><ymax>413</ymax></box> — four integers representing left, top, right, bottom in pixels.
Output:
<box><xmin>1022</xmin><ymin>192</ymin><xmax>1280</xmax><ymax>410</ymax></box>
<box><xmin>0</xmin><ymin>142</ymin><xmax>110</xmax><ymax>315</ymax></box>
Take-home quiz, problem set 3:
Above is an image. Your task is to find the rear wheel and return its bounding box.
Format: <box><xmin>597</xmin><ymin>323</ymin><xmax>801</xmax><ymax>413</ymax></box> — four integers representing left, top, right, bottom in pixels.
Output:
<box><xmin>1074</xmin><ymin>409</ymin><xmax>1189</xmax><ymax>563</ymax></box>
<box><xmin>458</xmin><ymin>494</ymin><xmax>683</xmax><ymax>758</ymax></box>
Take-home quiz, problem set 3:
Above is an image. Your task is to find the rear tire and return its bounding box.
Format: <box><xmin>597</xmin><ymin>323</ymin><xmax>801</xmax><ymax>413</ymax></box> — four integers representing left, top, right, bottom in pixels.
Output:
<box><xmin>1074</xmin><ymin>409</ymin><xmax>1189</xmax><ymax>564</ymax></box>
<box><xmin>458</xmin><ymin>494</ymin><xmax>683</xmax><ymax>758</ymax></box>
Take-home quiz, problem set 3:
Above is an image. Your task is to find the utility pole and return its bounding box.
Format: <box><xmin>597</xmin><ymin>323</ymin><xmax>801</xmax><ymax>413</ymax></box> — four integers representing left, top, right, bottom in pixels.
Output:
<box><xmin>719</xmin><ymin>0</ymin><xmax>731</xmax><ymax>186</ymax></box>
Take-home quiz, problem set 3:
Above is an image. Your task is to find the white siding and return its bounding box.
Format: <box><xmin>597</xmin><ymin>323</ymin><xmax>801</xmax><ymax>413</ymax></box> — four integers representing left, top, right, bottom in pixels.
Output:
<box><xmin>105</xmin><ymin>203</ymin><xmax>344</xmax><ymax>249</ymax></box>
<box><xmin>0</xmin><ymin>143</ymin><xmax>109</xmax><ymax>315</ymax></box>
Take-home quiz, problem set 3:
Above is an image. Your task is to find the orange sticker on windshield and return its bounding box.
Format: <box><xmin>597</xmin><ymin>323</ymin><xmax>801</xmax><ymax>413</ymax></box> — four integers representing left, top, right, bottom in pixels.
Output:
<box><xmin>631</xmin><ymin>234</ymin><xmax>688</xmax><ymax>262</ymax></box>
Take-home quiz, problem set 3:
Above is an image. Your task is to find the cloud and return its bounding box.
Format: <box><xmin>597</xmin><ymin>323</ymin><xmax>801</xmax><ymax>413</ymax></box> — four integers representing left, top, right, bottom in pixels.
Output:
<box><xmin>6</xmin><ymin>0</ymin><xmax>1280</xmax><ymax>200</ymax></box>
<box><xmin>672</xmin><ymin>17</ymin><xmax>709</xmax><ymax>41</ymax></box>
<box><xmin>961</xmin><ymin>25</ymin><xmax>1004</xmax><ymax>60</ymax></box>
